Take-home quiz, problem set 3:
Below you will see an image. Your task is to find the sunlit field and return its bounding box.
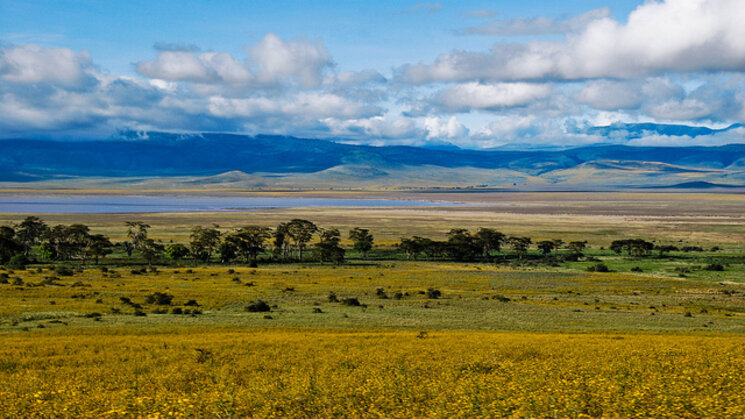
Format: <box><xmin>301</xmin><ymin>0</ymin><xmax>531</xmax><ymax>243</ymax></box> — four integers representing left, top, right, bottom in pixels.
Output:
<box><xmin>1</xmin><ymin>192</ymin><xmax>745</xmax><ymax>416</ymax></box>
<box><xmin>3</xmin><ymin>330</ymin><xmax>745</xmax><ymax>417</ymax></box>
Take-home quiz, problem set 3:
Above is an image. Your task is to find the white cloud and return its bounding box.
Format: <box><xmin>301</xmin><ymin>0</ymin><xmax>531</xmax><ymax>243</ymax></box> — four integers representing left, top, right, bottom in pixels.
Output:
<box><xmin>137</xmin><ymin>33</ymin><xmax>332</xmax><ymax>88</ymax></box>
<box><xmin>207</xmin><ymin>92</ymin><xmax>377</xmax><ymax>120</ymax></box>
<box><xmin>0</xmin><ymin>44</ymin><xmax>92</xmax><ymax>86</ymax></box>
<box><xmin>423</xmin><ymin>116</ymin><xmax>468</xmax><ymax>139</ymax></box>
<box><xmin>628</xmin><ymin>126</ymin><xmax>745</xmax><ymax>146</ymax></box>
<box><xmin>437</xmin><ymin>82</ymin><xmax>551</xmax><ymax>112</ymax></box>
<box><xmin>247</xmin><ymin>33</ymin><xmax>331</xmax><ymax>88</ymax></box>
<box><xmin>575</xmin><ymin>80</ymin><xmax>644</xmax><ymax>110</ymax></box>
<box><xmin>401</xmin><ymin>0</ymin><xmax>745</xmax><ymax>83</ymax></box>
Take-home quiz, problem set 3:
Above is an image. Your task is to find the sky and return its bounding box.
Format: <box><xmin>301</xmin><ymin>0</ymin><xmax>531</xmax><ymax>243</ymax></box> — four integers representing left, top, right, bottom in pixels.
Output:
<box><xmin>1</xmin><ymin>0</ymin><xmax>745</xmax><ymax>148</ymax></box>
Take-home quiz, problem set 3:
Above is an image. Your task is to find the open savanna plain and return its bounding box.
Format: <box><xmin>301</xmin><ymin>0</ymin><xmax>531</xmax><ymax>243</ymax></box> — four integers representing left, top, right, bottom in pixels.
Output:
<box><xmin>1</xmin><ymin>191</ymin><xmax>745</xmax><ymax>417</ymax></box>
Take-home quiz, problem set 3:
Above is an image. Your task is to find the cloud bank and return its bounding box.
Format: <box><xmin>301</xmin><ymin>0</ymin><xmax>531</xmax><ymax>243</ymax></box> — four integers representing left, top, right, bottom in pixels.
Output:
<box><xmin>1</xmin><ymin>0</ymin><xmax>745</xmax><ymax>148</ymax></box>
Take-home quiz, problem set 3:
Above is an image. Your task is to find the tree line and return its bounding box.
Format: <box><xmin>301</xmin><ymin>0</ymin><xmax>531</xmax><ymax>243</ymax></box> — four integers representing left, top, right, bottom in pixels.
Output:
<box><xmin>0</xmin><ymin>216</ymin><xmax>711</xmax><ymax>268</ymax></box>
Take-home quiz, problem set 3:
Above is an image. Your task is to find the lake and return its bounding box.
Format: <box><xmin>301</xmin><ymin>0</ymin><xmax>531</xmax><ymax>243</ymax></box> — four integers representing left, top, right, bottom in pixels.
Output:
<box><xmin>0</xmin><ymin>196</ymin><xmax>459</xmax><ymax>214</ymax></box>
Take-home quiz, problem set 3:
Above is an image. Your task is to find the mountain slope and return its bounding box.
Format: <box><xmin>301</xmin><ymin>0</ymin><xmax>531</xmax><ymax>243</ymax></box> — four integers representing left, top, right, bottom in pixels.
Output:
<box><xmin>2</xmin><ymin>132</ymin><xmax>745</xmax><ymax>187</ymax></box>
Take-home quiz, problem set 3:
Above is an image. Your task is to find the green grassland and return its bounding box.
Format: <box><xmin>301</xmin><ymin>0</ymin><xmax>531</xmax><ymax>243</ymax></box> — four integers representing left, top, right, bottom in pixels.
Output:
<box><xmin>2</xmin><ymin>259</ymin><xmax>744</xmax><ymax>335</ymax></box>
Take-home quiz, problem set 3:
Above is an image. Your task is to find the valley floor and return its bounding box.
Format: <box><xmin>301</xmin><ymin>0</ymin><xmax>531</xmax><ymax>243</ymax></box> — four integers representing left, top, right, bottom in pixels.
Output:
<box><xmin>1</xmin><ymin>191</ymin><xmax>745</xmax><ymax>417</ymax></box>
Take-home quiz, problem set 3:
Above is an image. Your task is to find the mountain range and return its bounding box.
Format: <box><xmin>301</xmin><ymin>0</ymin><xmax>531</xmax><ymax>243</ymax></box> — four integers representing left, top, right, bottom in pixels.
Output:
<box><xmin>2</xmin><ymin>127</ymin><xmax>745</xmax><ymax>189</ymax></box>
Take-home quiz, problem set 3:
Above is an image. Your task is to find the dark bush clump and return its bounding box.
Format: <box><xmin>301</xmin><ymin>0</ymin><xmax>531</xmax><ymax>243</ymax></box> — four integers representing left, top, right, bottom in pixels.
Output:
<box><xmin>54</xmin><ymin>266</ymin><xmax>74</xmax><ymax>276</ymax></box>
<box><xmin>704</xmin><ymin>264</ymin><xmax>724</xmax><ymax>271</ymax></box>
<box><xmin>328</xmin><ymin>291</ymin><xmax>339</xmax><ymax>303</ymax></box>
<box><xmin>393</xmin><ymin>292</ymin><xmax>403</xmax><ymax>300</ymax></box>
<box><xmin>341</xmin><ymin>297</ymin><xmax>361</xmax><ymax>307</ymax></box>
<box><xmin>426</xmin><ymin>288</ymin><xmax>442</xmax><ymax>299</ymax></box>
<box><xmin>171</xmin><ymin>307</ymin><xmax>183</xmax><ymax>315</ymax></box>
<box><xmin>145</xmin><ymin>292</ymin><xmax>174</xmax><ymax>305</ymax></box>
<box><xmin>7</xmin><ymin>254</ymin><xmax>31</xmax><ymax>270</ymax></box>
<box><xmin>630</xmin><ymin>266</ymin><xmax>643</xmax><ymax>272</ymax></box>
<box><xmin>375</xmin><ymin>288</ymin><xmax>388</xmax><ymax>299</ymax></box>
<box><xmin>184</xmin><ymin>299</ymin><xmax>199</xmax><ymax>306</ymax></box>
<box><xmin>246</xmin><ymin>300</ymin><xmax>271</xmax><ymax>312</ymax></box>
<box><xmin>587</xmin><ymin>263</ymin><xmax>609</xmax><ymax>272</ymax></box>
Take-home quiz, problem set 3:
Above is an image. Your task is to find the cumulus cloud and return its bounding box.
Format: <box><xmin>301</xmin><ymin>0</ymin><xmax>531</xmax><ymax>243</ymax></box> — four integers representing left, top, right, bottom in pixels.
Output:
<box><xmin>401</xmin><ymin>0</ymin><xmax>745</xmax><ymax>83</ymax></box>
<box><xmin>137</xmin><ymin>33</ymin><xmax>332</xmax><ymax>88</ymax></box>
<box><xmin>247</xmin><ymin>33</ymin><xmax>331</xmax><ymax>88</ymax></box>
<box><xmin>436</xmin><ymin>82</ymin><xmax>552</xmax><ymax>112</ymax></box>
<box><xmin>462</xmin><ymin>8</ymin><xmax>611</xmax><ymax>36</ymax></box>
<box><xmin>575</xmin><ymin>80</ymin><xmax>644</xmax><ymax>110</ymax></box>
<box><xmin>207</xmin><ymin>92</ymin><xmax>378</xmax><ymax>120</ymax></box>
<box><xmin>423</xmin><ymin>116</ymin><xmax>468</xmax><ymax>139</ymax></box>
<box><xmin>0</xmin><ymin>44</ymin><xmax>93</xmax><ymax>87</ymax></box>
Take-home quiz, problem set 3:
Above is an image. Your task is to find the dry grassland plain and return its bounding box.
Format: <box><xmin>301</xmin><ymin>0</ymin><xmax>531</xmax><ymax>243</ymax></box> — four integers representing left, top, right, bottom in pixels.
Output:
<box><xmin>1</xmin><ymin>191</ymin><xmax>745</xmax><ymax>417</ymax></box>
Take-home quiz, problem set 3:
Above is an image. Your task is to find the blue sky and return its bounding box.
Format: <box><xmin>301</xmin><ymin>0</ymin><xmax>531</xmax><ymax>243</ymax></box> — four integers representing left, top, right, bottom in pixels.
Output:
<box><xmin>1</xmin><ymin>0</ymin><xmax>745</xmax><ymax>147</ymax></box>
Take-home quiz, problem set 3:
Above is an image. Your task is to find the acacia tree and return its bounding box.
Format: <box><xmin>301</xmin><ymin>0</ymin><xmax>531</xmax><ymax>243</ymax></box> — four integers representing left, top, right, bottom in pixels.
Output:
<box><xmin>125</xmin><ymin>221</ymin><xmax>150</xmax><ymax>257</ymax></box>
<box><xmin>568</xmin><ymin>241</ymin><xmax>587</xmax><ymax>256</ymax></box>
<box><xmin>84</xmin><ymin>234</ymin><xmax>112</xmax><ymax>264</ymax></box>
<box><xmin>190</xmin><ymin>225</ymin><xmax>221</xmax><ymax>263</ymax></box>
<box><xmin>226</xmin><ymin>226</ymin><xmax>272</xmax><ymax>263</ymax></box>
<box><xmin>348</xmin><ymin>228</ymin><xmax>374</xmax><ymax>258</ymax></box>
<box><xmin>474</xmin><ymin>228</ymin><xmax>505</xmax><ymax>262</ymax></box>
<box><xmin>140</xmin><ymin>239</ymin><xmax>164</xmax><ymax>267</ymax></box>
<box><xmin>15</xmin><ymin>216</ymin><xmax>49</xmax><ymax>256</ymax></box>
<box><xmin>0</xmin><ymin>226</ymin><xmax>23</xmax><ymax>264</ymax></box>
<box><xmin>315</xmin><ymin>228</ymin><xmax>345</xmax><ymax>264</ymax></box>
<box><xmin>165</xmin><ymin>244</ymin><xmax>190</xmax><ymax>262</ymax></box>
<box><xmin>286</xmin><ymin>219</ymin><xmax>318</xmax><ymax>261</ymax></box>
<box><xmin>537</xmin><ymin>240</ymin><xmax>555</xmax><ymax>256</ymax></box>
<box><xmin>273</xmin><ymin>222</ymin><xmax>291</xmax><ymax>260</ymax></box>
<box><xmin>508</xmin><ymin>236</ymin><xmax>532</xmax><ymax>260</ymax></box>
<box><xmin>445</xmin><ymin>229</ymin><xmax>480</xmax><ymax>261</ymax></box>
<box><xmin>397</xmin><ymin>237</ymin><xmax>420</xmax><ymax>260</ymax></box>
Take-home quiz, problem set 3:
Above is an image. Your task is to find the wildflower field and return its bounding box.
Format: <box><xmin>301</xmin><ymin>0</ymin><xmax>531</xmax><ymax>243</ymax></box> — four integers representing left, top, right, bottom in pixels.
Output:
<box><xmin>2</xmin><ymin>261</ymin><xmax>745</xmax><ymax>417</ymax></box>
<box><xmin>1</xmin><ymin>193</ymin><xmax>745</xmax><ymax>417</ymax></box>
<box><xmin>2</xmin><ymin>329</ymin><xmax>745</xmax><ymax>417</ymax></box>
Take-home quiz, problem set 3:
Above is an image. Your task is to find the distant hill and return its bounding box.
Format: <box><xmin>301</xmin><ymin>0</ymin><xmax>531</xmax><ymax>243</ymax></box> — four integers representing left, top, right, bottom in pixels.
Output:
<box><xmin>2</xmin><ymin>132</ymin><xmax>745</xmax><ymax>188</ymax></box>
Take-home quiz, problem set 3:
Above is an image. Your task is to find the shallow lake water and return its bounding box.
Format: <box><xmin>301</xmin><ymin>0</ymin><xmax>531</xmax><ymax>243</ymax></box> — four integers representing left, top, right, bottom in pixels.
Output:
<box><xmin>0</xmin><ymin>196</ymin><xmax>459</xmax><ymax>213</ymax></box>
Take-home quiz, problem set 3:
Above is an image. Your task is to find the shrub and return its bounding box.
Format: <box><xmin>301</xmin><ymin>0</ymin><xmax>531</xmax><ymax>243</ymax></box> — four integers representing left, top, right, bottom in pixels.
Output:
<box><xmin>7</xmin><ymin>254</ymin><xmax>31</xmax><ymax>270</ymax></box>
<box><xmin>704</xmin><ymin>264</ymin><xmax>724</xmax><ymax>271</ymax></box>
<box><xmin>341</xmin><ymin>297</ymin><xmax>361</xmax><ymax>307</ymax></box>
<box><xmin>630</xmin><ymin>266</ymin><xmax>643</xmax><ymax>272</ymax></box>
<box><xmin>54</xmin><ymin>266</ymin><xmax>74</xmax><ymax>276</ymax></box>
<box><xmin>145</xmin><ymin>292</ymin><xmax>174</xmax><ymax>305</ymax></box>
<box><xmin>184</xmin><ymin>299</ymin><xmax>199</xmax><ymax>306</ymax></box>
<box><xmin>587</xmin><ymin>263</ymin><xmax>609</xmax><ymax>272</ymax></box>
<box><xmin>426</xmin><ymin>288</ymin><xmax>442</xmax><ymax>299</ymax></box>
<box><xmin>171</xmin><ymin>307</ymin><xmax>183</xmax><ymax>315</ymax></box>
<box><xmin>328</xmin><ymin>291</ymin><xmax>339</xmax><ymax>303</ymax></box>
<box><xmin>393</xmin><ymin>292</ymin><xmax>404</xmax><ymax>300</ymax></box>
<box><xmin>246</xmin><ymin>300</ymin><xmax>271</xmax><ymax>312</ymax></box>
<box><xmin>375</xmin><ymin>288</ymin><xmax>388</xmax><ymax>299</ymax></box>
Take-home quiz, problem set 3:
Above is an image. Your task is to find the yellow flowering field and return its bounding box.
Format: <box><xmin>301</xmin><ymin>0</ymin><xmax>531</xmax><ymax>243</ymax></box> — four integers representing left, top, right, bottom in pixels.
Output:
<box><xmin>1</xmin><ymin>329</ymin><xmax>744</xmax><ymax>417</ymax></box>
